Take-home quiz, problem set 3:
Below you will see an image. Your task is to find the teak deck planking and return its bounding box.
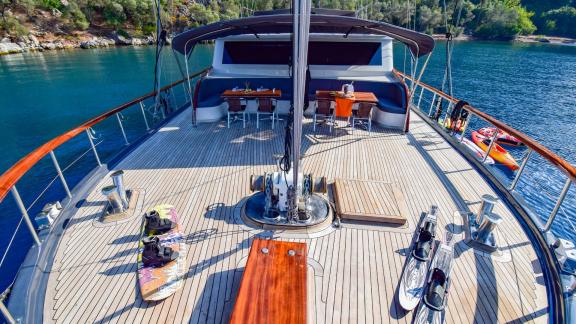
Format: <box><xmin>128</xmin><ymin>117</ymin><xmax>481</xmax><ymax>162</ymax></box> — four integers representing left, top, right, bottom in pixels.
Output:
<box><xmin>43</xmin><ymin>108</ymin><xmax>547</xmax><ymax>323</ymax></box>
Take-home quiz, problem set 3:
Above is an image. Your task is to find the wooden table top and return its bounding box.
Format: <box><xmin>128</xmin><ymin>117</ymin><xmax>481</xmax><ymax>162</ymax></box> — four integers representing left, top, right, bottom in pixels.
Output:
<box><xmin>222</xmin><ymin>89</ymin><xmax>282</xmax><ymax>98</ymax></box>
<box><xmin>315</xmin><ymin>90</ymin><xmax>378</xmax><ymax>103</ymax></box>
<box><xmin>230</xmin><ymin>238</ymin><xmax>307</xmax><ymax>324</ymax></box>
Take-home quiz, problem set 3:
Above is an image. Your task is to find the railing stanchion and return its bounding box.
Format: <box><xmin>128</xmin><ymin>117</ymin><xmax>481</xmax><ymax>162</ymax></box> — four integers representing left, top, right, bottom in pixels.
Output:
<box><xmin>459</xmin><ymin>111</ymin><xmax>472</xmax><ymax>143</ymax></box>
<box><xmin>509</xmin><ymin>149</ymin><xmax>533</xmax><ymax>190</ymax></box>
<box><xmin>416</xmin><ymin>86</ymin><xmax>424</xmax><ymax>110</ymax></box>
<box><xmin>0</xmin><ymin>297</ymin><xmax>16</xmax><ymax>324</ymax></box>
<box><xmin>482</xmin><ymin>130</ymin><xmax>499</xmax><ymax>163</ymax></box>
<box><xmin>140</xmin><ymin>102</ymin><xmax>150</xmax><ymax>131</ymax></box>
<box><xmin>116</xmin><ymin>113</ymin><xmax>129</xmax><ymax>146</ymax></box>
<box><xmin>182</xmin><ymin>83</ymin><xmax>187</xmax><ymax>102</ymax></box>
<box><xmin>543</xmin><ymin>179</ymin><xmax>572</xmax><ymax>232</ymax></box>
<box><xmin>11</xmin><ymin>186</ymin><xmax>41</xmax><ymax>245</ymax></box>
<box><xmin>428</xmin><ymin>93</ymin><xmax>437</xmax><ymax>117</ymax></box>
<box><xmin>86</xmin><ymin>129</ymin><xmax>102</xmax><ymax>167</ymax></box>
<box><xmin>50</xmin><ymin>150</ymin><xmax>71</xmax><ymax>199</ymax></box>
<box><xmin>169</xmin><ymin>88</ymin><xmax>177</xmax><ymax>110</ymax></box>
<box><xmin>442</xmin><ymin>102</ymin><xmax>454</xmax><ymax>127</ymax></box>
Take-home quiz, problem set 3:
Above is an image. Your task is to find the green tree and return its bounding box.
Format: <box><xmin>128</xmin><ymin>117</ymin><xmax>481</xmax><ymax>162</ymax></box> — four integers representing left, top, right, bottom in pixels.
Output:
<box><xmin>471</xmin><ymin>0</ymin><xmax>535</xmax><ymax>39</ymax></box>
<box><xmin>541</xmin><ymin>6</ymin><xmax>576</xmax><ymax>38</ymax></box>
<box><xmin>103</xmin><ymin>1</ymin><xmax>127</xmax><ymax>29</ymax></box>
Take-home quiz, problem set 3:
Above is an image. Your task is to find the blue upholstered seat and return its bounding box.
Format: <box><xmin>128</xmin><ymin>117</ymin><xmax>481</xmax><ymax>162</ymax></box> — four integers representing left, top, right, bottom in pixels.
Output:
<box><xmin>195</xmin><ymin>77</ymin><xmax>406</xmax><ymax>114</ymax></box>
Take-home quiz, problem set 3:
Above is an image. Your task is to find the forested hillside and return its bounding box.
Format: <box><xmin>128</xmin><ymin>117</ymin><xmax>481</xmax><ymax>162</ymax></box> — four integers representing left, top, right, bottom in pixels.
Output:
<box><xmin>1</xmin><ymin>0</ymin><xmax>575</xmax><ymax>42</ymax></box>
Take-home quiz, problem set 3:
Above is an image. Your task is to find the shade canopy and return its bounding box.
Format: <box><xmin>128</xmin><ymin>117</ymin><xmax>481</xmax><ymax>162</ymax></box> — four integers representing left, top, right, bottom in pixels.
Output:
<box><xmin>172</xmin><ymin>14</ymin><xmax>435</xmax><ymax>58</ymax></box>
<box><xmin>254</xmin><ymin>8</ymin><xmax>355</xmax><ymax>17</ymax></box>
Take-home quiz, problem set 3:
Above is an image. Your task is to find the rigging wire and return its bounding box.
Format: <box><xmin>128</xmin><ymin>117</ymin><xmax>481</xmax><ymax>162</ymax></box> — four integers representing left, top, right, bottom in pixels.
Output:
<box><xmin>153</xmin><ymin>0</ymin><xmax>168</xmax><ymax>119</ymax></box>
<box><xmin>441</xmin><ymin>0</ymin><xmax>464</xmax><ymax>98</ymax></box>
<box><xmin>402</xmin><ymin>0</ymin><xmax>411</xmax><ymax>73</ymax></box>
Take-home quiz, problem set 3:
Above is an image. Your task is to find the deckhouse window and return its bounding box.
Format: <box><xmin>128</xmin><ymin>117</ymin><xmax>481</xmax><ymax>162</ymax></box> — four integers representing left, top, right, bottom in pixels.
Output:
<box><xmin>308</xmin><ymin>42</ymin><xmax>382</xmax><ymax>65</ymax></box>
<box><xmin>223</xmin><ymin>41</ymin><xmax>292</xmax><ymax>64</ymax></box>
<box><xmin>222</xmin><ymin>41</ymin><xmax>382</xmax><ymax>65</ymax></box>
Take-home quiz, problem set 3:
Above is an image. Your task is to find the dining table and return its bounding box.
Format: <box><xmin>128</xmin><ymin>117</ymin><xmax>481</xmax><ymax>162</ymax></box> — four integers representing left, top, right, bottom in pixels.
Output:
<box><xmin>221</xmin><ymin>89</ymin><xmax>282</xmax><ymax>99</ymax></box>
<box><xmin>315</xmin><ymin>90</ymin><xmax>378</xmax><ymax>118</ymax></box>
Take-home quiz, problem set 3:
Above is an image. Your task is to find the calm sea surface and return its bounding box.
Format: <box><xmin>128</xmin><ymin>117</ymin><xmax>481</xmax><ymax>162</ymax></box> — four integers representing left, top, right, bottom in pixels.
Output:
<box><xmin>0</xmin><ymin>41</ymin><xmax>574</xmax><ymax>293</ymax></box>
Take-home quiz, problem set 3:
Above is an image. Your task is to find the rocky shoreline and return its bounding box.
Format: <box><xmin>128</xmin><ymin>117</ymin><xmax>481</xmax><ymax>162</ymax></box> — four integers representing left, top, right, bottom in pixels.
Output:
<box><xmin>3</xmin><ymin>32</ymin><xmax>575</xmax><ymax>56</ymax></box>
<box><xmin>0</xmin><ymin>32</ymin><xmax>155</xmax><ymax>55</ymax></box>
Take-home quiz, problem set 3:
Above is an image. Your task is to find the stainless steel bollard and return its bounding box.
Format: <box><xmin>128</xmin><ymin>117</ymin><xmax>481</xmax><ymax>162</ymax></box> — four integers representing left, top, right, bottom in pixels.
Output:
<box><xmin>476</xmin><ymin>194</ymin><xmax>498</xmax><ymax>225</ymax></box>
<box><xmin>102</xmin><ymin>185</ymin><xmax>125</xmax><ymax>214</ymax></box>
<box><xmin>475</xmin><ymin>212</ymin><xmax>503</xmax><ymax>245</ymax></box>
<box><xmin>111</xmin><ymin>170</ymin><xmax>129</xmax><ymax>209</ymax></box>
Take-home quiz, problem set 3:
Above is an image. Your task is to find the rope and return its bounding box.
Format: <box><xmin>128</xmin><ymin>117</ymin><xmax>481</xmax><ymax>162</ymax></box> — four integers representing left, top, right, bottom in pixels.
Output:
<box><xmin>279</xmin><ymin>110</ymin><xmax>293</xmax><ymax>172</ymax></box>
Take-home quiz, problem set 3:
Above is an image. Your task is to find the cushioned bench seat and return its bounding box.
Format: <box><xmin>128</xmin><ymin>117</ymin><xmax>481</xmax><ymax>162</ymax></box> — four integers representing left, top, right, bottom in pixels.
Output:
<box><xmin>195</xmin><ymin>77</ymin><xmax>407</xmax><ymax>114</ymax></box>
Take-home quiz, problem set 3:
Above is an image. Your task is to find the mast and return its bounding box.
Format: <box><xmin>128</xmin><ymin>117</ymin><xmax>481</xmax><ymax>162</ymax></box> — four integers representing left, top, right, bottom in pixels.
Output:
<box><xmin>289</xmin><ymin>0</ymin><xmax>311</xmax><ymax>220</ymax></box>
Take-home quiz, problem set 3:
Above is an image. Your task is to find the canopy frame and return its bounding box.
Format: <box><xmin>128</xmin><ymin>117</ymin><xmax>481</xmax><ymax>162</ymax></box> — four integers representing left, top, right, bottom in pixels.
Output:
<box><xmin>172</xmin><ymin>13</ymin><xmax>434</xmax><ymax>58</ymax></box>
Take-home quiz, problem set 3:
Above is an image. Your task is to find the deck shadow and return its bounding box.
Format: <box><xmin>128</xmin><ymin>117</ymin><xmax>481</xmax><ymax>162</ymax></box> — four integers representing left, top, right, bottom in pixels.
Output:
<box><xmin>189</xmin><ymin>269</ymin><xmax>240</xmax><ymax>324</ymax></box>
<box><xmin>120</xmin><ymin>111</ymin><xmax>404</xmax><ymax>172</ymax></box>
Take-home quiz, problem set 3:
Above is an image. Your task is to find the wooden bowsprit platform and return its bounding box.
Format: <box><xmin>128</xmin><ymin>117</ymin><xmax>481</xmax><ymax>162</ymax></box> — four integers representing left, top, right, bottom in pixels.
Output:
<box><xmin>333</xmin><ymin>179</ymin><xmax>408</xmax><ymax>225</ymax></box>
<box><xmin>230</xmin><ymin>239</ymin><xmax>307</xmax><ymax>324</ymax></box>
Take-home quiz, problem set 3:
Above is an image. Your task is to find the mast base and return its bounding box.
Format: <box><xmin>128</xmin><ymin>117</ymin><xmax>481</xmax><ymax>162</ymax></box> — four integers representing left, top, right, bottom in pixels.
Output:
<box><xmin>242</xmin><ymin>192</ymin><xmax>332</xmax><ymax>229</ymax></box>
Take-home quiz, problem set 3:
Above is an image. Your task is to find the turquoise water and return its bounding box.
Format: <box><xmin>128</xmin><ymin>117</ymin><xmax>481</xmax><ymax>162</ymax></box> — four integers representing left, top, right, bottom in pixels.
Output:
<box><xmin>0</xmin><ymin>42</ymin><xmax>575</xmax><ymax>295</ymax></box>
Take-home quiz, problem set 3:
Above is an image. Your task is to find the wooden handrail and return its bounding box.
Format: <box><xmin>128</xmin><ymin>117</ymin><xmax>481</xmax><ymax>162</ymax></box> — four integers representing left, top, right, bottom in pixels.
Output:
<box><xmin>395</xmin><ymin>70</ymin><xmax>576</xmax><ymax>182</ymax></box>
<box><xmin>0</xmin><ymin>68</ymin><xmax>210</xmax><ymax>202</ymax></box>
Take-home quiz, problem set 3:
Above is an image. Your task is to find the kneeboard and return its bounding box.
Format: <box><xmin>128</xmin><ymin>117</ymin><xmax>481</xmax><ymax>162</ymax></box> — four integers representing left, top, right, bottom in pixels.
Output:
<box><xmin>137</xmin><ymin>204</ymin><xmax>186</xmax><ymax>301</ymax></box>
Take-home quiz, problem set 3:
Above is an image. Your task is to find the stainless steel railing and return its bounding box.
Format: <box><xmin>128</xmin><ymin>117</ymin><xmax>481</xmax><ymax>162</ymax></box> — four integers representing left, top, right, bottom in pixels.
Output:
<box><xmin>397</xmin><ymin>70</ymin><xmax>574</xmax><ymax>321</ymax></box>
<box><xmin>397</xmin><ymin>71</ymin><xmax>575</xmax><ymax>236</ymax></box>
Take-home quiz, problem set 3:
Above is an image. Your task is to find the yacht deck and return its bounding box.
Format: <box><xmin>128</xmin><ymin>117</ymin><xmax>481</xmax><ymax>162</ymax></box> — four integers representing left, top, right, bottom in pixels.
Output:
<box><xmin>44</xmin><ymin>108</ymin><xmax>548</xmax><ymax>323</ymax></box>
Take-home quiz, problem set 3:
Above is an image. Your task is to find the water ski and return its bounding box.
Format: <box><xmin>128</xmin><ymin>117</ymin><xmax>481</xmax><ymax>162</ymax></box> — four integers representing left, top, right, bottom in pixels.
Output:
<box><xmin>413</xmin><ymin>232</ymin><xmax>455</xmax><ymax>324</ymax></box>
<box><xmin>398</xmin><ymin>206</ymin><xmax>439</xmax><ymax>311</ymax></box>
<box><xmin>137</xmin><ymin>204</ymin><xmax>186</xmax><ymax>301</ymax></box>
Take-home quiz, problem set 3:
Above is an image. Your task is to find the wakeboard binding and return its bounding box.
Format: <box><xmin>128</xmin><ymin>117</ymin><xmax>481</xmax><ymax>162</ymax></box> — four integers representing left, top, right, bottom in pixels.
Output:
<box><xmin>413</xmin><ymin>232</ymin><xmax>455</xmax><ymax>324</ymax></box>
<box><xmin>142</xmin><ymin>236</ymin><xmax>179</xmax><ymax>267</ymax></box>
<box><xmin>413</xmin><ymin>216</ymin><xmax>436</xmax><ymax>261</ymax></box>
<box><xmin>145</xmin><ymin>210</ymin><xmax>176</xmax><ymax>235</ymax></box>
<box><xmin>398</xmin><ymin>205</ymin><xmax>439</xmax><ymax>311</ymax></box>
<box><xmin>423</xmin><ymin>269</ymin><xmax>449</xmax><ymax>312</ymax></box>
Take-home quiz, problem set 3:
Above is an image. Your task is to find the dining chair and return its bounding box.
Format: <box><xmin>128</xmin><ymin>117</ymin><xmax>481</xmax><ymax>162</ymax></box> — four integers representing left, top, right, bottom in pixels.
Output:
<box><xmin>313</xmin><ymin>99</ymin><xmax>335</xmax><ymax>132</ymax></box>
<box><xmin>256</xmin><ymin>97</ymin><xmax>277</xmax><ymax>129</ymax></box>
<box><xmin>334</xmin><ymin>96</ymin><xmax>354</xmax><ymax>128</ymax></box>
<box><xmin>352</xmin><ymin>102</ymin><xmax>374</xmax><ymax>135</ymax></box>
<box><xmin>226</xmin><ymin>98</ymin><xmax>247</xmax><ymax>128</ymax></box>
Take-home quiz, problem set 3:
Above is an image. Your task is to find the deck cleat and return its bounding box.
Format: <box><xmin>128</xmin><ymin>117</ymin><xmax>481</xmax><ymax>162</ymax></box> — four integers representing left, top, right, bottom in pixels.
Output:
<box><xmin>141</xmin><ymin>236</ymin><xmax>179</xmax><ymax>267</ymax></box>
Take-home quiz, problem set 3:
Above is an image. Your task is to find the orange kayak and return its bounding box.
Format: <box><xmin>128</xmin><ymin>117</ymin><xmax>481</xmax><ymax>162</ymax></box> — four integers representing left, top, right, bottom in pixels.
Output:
<box><xmin>471</xmin><ymin>131</ymin><xmax>519</xmax><ymax>171</ymax></box>
<box><xmin>477</xmin><ymin>127</ymin><xmax>524</xmax><ymax>147</ymax></box>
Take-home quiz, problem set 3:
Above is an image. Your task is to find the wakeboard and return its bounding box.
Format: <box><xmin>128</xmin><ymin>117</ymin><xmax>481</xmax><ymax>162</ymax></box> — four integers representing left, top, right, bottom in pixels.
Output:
<box><xmin>137</xmin><ymin>204</ymin><xmax>186</xmax><ymax>301</ymax></box>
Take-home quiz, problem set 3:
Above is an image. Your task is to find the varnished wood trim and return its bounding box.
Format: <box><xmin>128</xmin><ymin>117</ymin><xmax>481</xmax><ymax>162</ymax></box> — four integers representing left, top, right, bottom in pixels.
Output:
<box><xmin>230</xmin><ymin>239</ymin><xmax>307</xmax><ymax>324</ymax></box>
